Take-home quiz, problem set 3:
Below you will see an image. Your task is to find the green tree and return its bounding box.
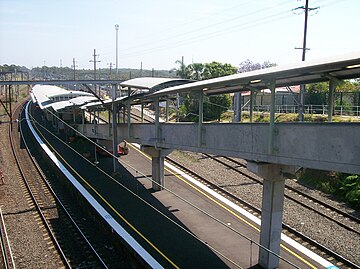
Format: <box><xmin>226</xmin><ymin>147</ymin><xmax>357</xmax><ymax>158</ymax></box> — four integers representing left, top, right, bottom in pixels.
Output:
<box><xmin>305</xmin><ymin>82</ymin><xmax>328</xmax><ymax>106</ymax></box>
<box><xmin>337</xmin><ymin>80</ymin><xmax>357</xmax><ymax>92</ymax></box>
<box><xmin>188</xmin><ymin>63</ymin><xmax>205</xmax><ymax>80</ymax></box>
<box><xmin>177</xmin><ymin>61</ymin><xmax>237</xmax><ymax>121</ymax></box>
<box><xmin>205</xmin><ymin>94</ymin><xmax>232</xmax><ymax>121</ymax></box>
<box><xmin>238</xmin><ymin>59</ymin><xmax>276</xmax><ymax>73</ymax></box>
<box><xmin>203</xmin><ymin>61</ymin><xmax>237</xmax><ymax>79</ymax></box>
<box><xmin>175</xmin><ymin>59</ymin><xmax>191</xmax><ymax>79</ymax></box>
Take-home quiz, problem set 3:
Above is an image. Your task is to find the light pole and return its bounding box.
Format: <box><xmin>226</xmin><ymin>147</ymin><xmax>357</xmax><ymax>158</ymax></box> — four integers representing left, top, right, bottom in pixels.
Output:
<box><xmin>115</xmin><ymin>24</ymin><xmax>119</xmax><ymax>77</ymax></box>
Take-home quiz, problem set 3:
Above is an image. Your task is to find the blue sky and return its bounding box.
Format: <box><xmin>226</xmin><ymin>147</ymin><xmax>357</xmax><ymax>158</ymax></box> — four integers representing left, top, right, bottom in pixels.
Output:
<box><xmin>0</xmin><ymin>0</ymin><xmax>359</xmax><ymax>71</ymax></box>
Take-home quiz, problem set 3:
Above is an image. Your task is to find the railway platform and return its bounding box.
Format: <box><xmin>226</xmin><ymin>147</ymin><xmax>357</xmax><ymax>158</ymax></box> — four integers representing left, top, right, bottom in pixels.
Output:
<box><xmin>29</xmin><ymin>104</ymin><xmax>332</xmax><ymax>269</ymax></box>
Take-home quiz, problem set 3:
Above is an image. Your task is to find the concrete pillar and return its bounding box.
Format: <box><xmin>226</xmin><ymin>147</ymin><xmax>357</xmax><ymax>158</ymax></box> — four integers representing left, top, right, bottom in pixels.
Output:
<box><xmin>165</xmin><ymin>99</ymin><xmax>169</xmax><ymax>122</ymax></box>
<box><xmin>127</xmin><ymin>87</ymin><xmax>131</xmax><ymax>139</ymax></box>
<box><xmin>141</xmin><ymin>146</ymin><xmax>172</xmax><ymax>191</ymax></box>
<box><xmin>152</xmin><ymin>156</ymin><xmax>165</xmax><ymax>191</ymax></box>
<box><xmin>154</xmin><ymin>97</ymin><xmax>160</xmax><ymax>143</ymax></box>
<box><xmin>111</xmin><ymin>84</ymin><xmax>119</xmax><ymax>172</ymax></box>
<box><xmin>198</xmin><ymin>91</ymin><xmax>203</xmax><ymax>147</ymax></box>
<box><xmin>260</xmin><ymin>177</ymin><xmax>285</xmax><ymax>268</ymax></box>
<box><xmin>268</xmin><ymin>81</ymin><xmax>276</xmax><ymax>154</ymax></box>
<box><xmin>250</xmin><ymin>90</ymin><xmax>254</xmax><ymax>123</ymax></box>
<box><xmin>247</xmin><ymin>162</ymin><xmax>295</xmax><ymax>269</ymax></box>
<box><xmin>141</xmin><ymin>103</ymin><xmax>144</xmax><ymax>122</ymax></box>
<box><xmin>233</xmin><ymin>92</ymin><xmax>242</xmax><ymax>123</ymax></box>
<box><xmin>328</xmin><ymin>78</ymin><xmax>339</xmax><ymax>122</ymax></box>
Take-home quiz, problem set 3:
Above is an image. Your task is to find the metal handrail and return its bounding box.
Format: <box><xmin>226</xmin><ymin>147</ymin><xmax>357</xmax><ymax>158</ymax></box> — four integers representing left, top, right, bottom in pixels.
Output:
<box><xmin>0</xmin><ymin>206</ymin><xmax>15</xmax><ymax>269</ymax></box>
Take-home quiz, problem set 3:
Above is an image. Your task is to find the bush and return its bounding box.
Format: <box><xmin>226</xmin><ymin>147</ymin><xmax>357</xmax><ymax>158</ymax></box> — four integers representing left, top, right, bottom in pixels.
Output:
<box><xmin>299</xmin><ymin>170</ymin><xmax>360</xmax><ymax>209</ymax></box>
<box><xmin>337</xmin><ymin>175</ymin><xmax>360</xmax><ymax>208</ymax></box>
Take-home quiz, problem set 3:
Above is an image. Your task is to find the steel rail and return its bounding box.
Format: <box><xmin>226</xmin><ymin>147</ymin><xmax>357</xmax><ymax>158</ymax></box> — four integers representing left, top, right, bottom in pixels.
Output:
<box><xmin>9</xmin><ymin>103</ymin><xmax>72</xmax><ymax>269</ymax></box>
<box><xmin>0</xmin><ymin>207</ymin><xmax>13</xmax><ymax>269</ymax></box>
<box><xmin>165</xmin><ymin>156</ymin><xmax>360</xmax><ymax>269</ymax></box>
<box><xmin>23</xmin><ymin>102</ymin><xmax>109</xmax><ymax>268</ymax></box>
<box><xmin>203</xmin><ymin>154</ymin><xmax>360</xmax><ymax>236</ymax></box>
<box><xmin>221</xmin><ymin>155</ymin><xmax>360</xmax><ymax>225</ymax></box>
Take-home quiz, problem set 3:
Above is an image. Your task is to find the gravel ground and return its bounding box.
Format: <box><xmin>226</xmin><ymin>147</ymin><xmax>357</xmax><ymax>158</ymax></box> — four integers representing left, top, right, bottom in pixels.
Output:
<box><xmin>169</xmin><ymin>150</ymin><xmax>360</xmax><ymax>266</ymax></box>
<box><xmin>0</xmin><ymin>123</ymin><xmax>62</xmax><ymax>268</ymax></box>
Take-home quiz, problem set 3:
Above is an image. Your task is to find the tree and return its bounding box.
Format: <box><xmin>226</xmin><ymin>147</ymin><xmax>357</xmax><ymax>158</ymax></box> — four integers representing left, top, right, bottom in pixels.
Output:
<box><xmin>205</xmin><ymin>94</ymin><xmax>232</xmax><ymax>121</ymax></box>
<box><xmin>305</xmin><ymin>82</ymin><xmax>328</xmax><ymax>107</ymax></box>
<box><xmin>188</xmin><ymin>63</ymin><xmax>205</xmax><ymax>80</ymax></box>
<box><xmin>238</xmin><ymin>59</ymin><xmax>276</xmax><ymax>73</ymax></box>
<box><xmin>175</xmin><ymin>59</ymin><xmax>191</xmax><ymax>79</ymax></box>
<box><xmin>177</xmin><ymin>61</ymin><xmax>237</xmax><ymax>121</ymax></box>
<box><xmin>203</xmin><ymin>61</ymin><xmax>237</xmax><ymax>79</ymax></box>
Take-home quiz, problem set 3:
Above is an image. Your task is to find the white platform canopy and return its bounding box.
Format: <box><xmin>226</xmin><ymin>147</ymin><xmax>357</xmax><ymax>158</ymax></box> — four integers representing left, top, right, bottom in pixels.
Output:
<box><xmin>147</xmin><ymin>52</ymin><xmax>360</xmax><ymax>97</ymax></box>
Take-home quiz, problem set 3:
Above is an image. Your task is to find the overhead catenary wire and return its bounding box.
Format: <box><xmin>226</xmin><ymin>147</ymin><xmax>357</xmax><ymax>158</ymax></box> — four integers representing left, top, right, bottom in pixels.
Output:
<box><xmin>98</xmin><ymin>0</ymin><xmax>346</xmax><ymax>64</ymax></box>
<box><xmin>28</xmin><ymin>107</ymin><xmax>243</xmax><ymax>268</ymax></box>
<box><xmin>31</xmin><ymin>105</ymin><xmax>300</xmax><ymax>269</ymax></box>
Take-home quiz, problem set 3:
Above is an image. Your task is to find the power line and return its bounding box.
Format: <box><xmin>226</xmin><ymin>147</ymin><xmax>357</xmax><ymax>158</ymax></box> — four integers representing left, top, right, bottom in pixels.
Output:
<box><xmin>294</xmin><ymin>0</ymin><xmax>320</xmax><ymax>121</ymax></box>
<box><xmin>107</xmin><ymin>62</ymin><xmax>113</xmax><ymax>76</ymax></box>
<box><xmin>119</xmin><ymin>0</ymin><xmax>291</xmax><ymax>54</ymax></box>
<box><xmin>89</xmin><ymin>49</ymin><xmax>101</xmax><ymax>80</ymax></box>
<box><xmin>117</xmin><ymin>9</ymin><xmax>293</xmax><ymax>60</ymax></box>
<box><xmin>71</xmin><ymin>58</ymin><xmax>78</xmax><ymax>80</ymax></box>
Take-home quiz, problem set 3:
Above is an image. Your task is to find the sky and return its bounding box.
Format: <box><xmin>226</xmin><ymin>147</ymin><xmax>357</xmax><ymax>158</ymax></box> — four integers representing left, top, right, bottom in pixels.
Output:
<box><xmin>1</xmin><ymin>0</ymin><xmax>359</xmax><ymax>71</ymax></box>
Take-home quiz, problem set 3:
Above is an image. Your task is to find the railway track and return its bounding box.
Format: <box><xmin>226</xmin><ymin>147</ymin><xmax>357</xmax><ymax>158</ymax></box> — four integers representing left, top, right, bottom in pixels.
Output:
<box><xmin>203</xmin><ymin>154</ymin><xmax>360</xmax><ymax>236</ymax></box>
<box><xmin>165</xmin><ymin>155</ymin><xmax>360</xmax><ymax>269</ymax></box>
<box><xmin>0</xmin><ymin>207</ymin><xmax>15</xmax><ymax>269</ymax></box>
<box><xmin>11</xmin><ymin>102</ymin><xmax>109</xmax><ymax>268</ymax></box>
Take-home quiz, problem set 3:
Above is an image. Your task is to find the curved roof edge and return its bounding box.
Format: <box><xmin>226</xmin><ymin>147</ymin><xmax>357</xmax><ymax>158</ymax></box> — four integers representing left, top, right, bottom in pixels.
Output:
<box><xmin>120</xmin><ymin>77</ymin><xmax>192</xmax><ymax>91</ymax></box>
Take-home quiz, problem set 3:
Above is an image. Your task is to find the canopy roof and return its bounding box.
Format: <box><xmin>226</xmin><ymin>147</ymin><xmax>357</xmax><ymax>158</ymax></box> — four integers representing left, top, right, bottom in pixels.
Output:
<box><xmin>31</xmin><ymin>84</ymin><xmax>94</xmax><ymax>109</ymax></box>
<box><xmin>148</xmin><ymin>52</ymin><xmax>360</xmax><ymax>97</ymax></box>
<box><xmin>120</xmin><ymin>77</ymin><xmax>192</xmax><ymax>91</ymax></box>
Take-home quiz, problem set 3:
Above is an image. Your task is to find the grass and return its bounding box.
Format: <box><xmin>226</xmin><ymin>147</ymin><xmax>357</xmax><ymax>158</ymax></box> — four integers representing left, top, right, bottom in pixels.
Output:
<box><xmin>0</xmin><ymin>85</ymin><xmax>30</xmax><ymax>119</ymax></box>
<box><xmin>220</xmin><ymin>111</ymin><xmax>360</xmax><ymax>123</ymax></box>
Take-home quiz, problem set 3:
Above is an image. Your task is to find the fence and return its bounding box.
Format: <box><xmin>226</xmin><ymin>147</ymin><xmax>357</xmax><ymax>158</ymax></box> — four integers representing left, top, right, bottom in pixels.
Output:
<box><xmin>242</xmin><ymin>104</ymin><xmax>360</xmax><ymax>117</ymax></box>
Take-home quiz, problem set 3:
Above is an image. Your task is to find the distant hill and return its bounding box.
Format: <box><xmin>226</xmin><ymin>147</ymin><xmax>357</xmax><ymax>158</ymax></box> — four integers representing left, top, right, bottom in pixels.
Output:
<box><xmin>29</xmin><ymin>66</ymin><xmax>178</xmax><ymax>80</ymax></box>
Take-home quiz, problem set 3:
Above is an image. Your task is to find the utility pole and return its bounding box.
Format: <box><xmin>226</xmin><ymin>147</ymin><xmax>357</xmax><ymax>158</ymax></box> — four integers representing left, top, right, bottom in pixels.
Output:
<box><xmin>43</xmin><ymin>60</ymin><xmax>46</xmax><ymax>79</ymax></box>
<box><xmin>89</xmin><ymin>49</ymin><xmax>101</xmax><ymax>80</ymax></box>
<box><xmin>115</xmin><ymin>24</ymin><xmax>119</xmax><ymax>76</ymax></box>
<box><xmin>107</xmin><ymin>62</ymin><xmax>113</xmax><ymax>76</ymax></box>
<box><xmin>60</xmin><ymin>59</ymin><xmax>63</xmax><ymax>79</ymax></box>
<box><xmin>140</xmin><ymin>62</ymin><xmax>143</xmax><ymax>77</ymax></box>
<box><xmin>294</xmin><ymin>0</ymin><xmax>319</xmax><ymax>121</ymax></box>
<box><xmin>71</xmin><ymin>58</ymin><xmax>78</xmax><ymax>80</ymax></box>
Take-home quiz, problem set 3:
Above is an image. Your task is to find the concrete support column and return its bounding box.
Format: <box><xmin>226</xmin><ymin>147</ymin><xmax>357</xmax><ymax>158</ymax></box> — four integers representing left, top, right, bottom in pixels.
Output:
<box><xmin>81</xmin><ymin>110</ymin><xmax>85</xmax><ymax>134</ymax></box>
<box><xmin>247</xmin><ymin>162</ymin><xmax>294</xmax><ymax>269</ymax></box>
<box><xmin>152</xmin><ymin>156</ymin><xmax>165</xmax><ymax>191</ymax></box>
<box><xmin>127</xmin><ymin>88</ymin><xmax>131</xmax><ymax>139</ymax></box>
<box><xmin>233</xmin><ymin>92</ymin><xmax>242</xmax><ymax>123</ymax></box>
<box><xmin>198</xmin><ymin>91</ymin><xmax>204</xmax><ymax>147</ymax></box>
<box><xmin>111</xmin><ymin>84</ymin><xmax>119</xmax><ymax>172</ymax></box>
<box><xmin>250</xmin><ymin>90</ymin><xmax>254</xmax><ymax>123</ymax></box>
<box><xmin>260</xmin><ymin>177</ymin><xmax>285</xmax><ymax>269</ymax></box>
<box><xmin>141</xmin><ymin>103</ymin><xmax>144</xmax><ymax>123</ymax></box>
<box><xmin>141</xmin><ymin>146</ymin><xmax>172</xmax><ymax>191</ymax></box>
<box><xmin>328</xmin><ymin>78</ymin><xmax>338</xmax><ymax>122</ymax></box>
<box><xmin>268</xmin><ymin>81</ymin><xmax>276</xmax><ymax>154</ymax></box>
<box><xmin>165</xmin><ymin>99</ymin><xmax>169</xmax><ymax>122</ymax></box>
<box><xmin>154</xmin><ymin>97</ymin><xmax>160</xmax><ymax>143</ymax></box>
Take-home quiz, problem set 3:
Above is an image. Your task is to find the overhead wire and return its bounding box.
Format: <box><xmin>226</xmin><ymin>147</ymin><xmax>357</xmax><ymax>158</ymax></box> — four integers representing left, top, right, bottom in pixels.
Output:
<box><xmin>86</xmin><ymin>0</ymin><xmax>347</xmax><ymax>67</ymax></box>
<box><xmin>33</xmin><ymin>104</ymin><xmax>301</xmax><ymax>268</ymax></box>
<box><xmin>28</xmin><ymin>106</ymin><xmax>246</xmax><ymax>268</ymax></box>
<box><xmin>117</xmin><ymin>9</ymin><xmax>293</xmax><ymax>59</ymax></box>
<box><xmin>113</xmin><ymin>0</ymin><xmax>346</xmax><ymax>61</ymax></box>
<box><xmin>119</xmin><ymin>0</ymin><xmax>291</xmax><ymax>54</ymax></box>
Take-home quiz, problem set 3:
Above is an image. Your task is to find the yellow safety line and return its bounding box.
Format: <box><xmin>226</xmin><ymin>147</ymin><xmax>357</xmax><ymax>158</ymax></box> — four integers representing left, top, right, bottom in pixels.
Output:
<box><xmin>129</xmin><ymin>144</ymin><xmax>318</xmax><ymax>269</ymax></box>
<box><xmin>32</xmin><ymin>122</ymin><xmax>179</xmax><ymax>269</ymax></box>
